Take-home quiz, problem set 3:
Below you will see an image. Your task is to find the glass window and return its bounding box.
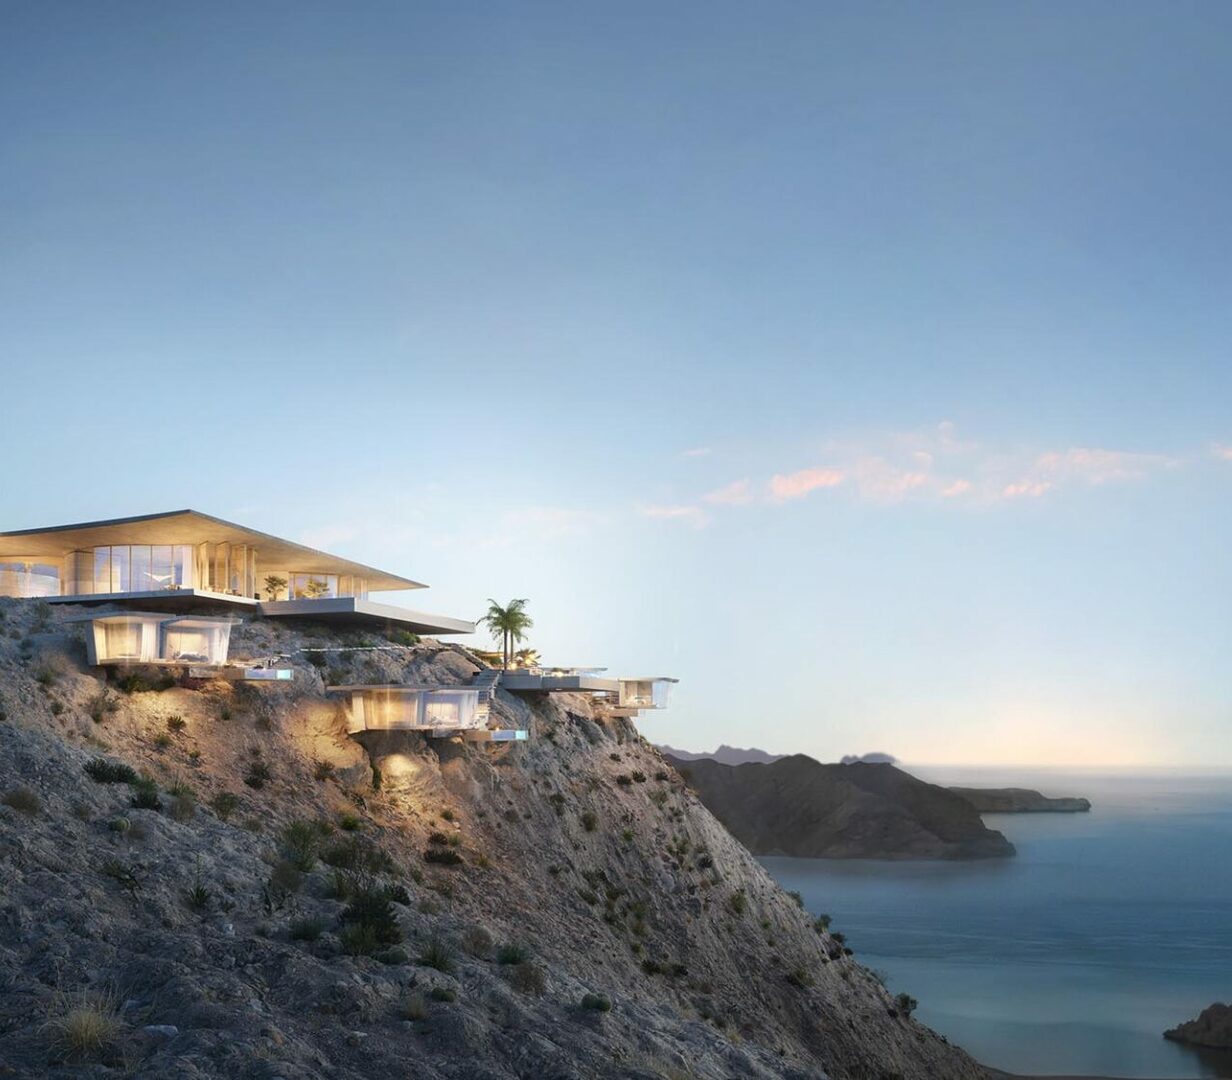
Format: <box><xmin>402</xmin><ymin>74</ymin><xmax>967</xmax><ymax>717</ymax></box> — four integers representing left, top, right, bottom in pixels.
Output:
<box><xmin>164</xmin><ymin>628</ymin><xmax>211</xmax><ymax>662</ymax></box>
<box><xmin>0</xmin><ymin>560</ymin><xmax>61</xmax><ymax>598</ymax></box>
<box><xmin>103</xmin><ymin>621</ymin><xmax>142</xmax><ymax>660</ymax></box>
<box><xmin>93</xmin><ymin>548</ymin><xmax>111</xmax><ymax>594</ymax></box>
<box><xmin>130</xmin><ymin>546</ymin><xmax>152</xmax><ymax>591</ymax></box>
<box><xmin>290</xmin><ymin>572</ymin><xmax>337</xmax><ymax>599</ymax></box>
<box><xmin>172</xmin><ymin>546</ymin><xmax>194</xmax><ymax>588</ymax></box>
<box><xmin>424</xmin><ymin>698</ymin><xmax>461</xmax><ymax>726</ymax></box>
<box><xmin>150</xmin><ymin>546</ymin><xmax>173</xmax><ymax>590</ymax></box>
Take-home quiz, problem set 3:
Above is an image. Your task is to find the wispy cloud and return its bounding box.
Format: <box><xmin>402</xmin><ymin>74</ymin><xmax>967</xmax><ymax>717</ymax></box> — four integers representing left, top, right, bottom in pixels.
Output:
<box><xmin>702</xmin><ymin>479</ymin><xmax>754</xmax><ymax>505</ymax></box>
<box><xmin>639</xmin><ymin>503</ymin><xmax>711</xmax><ymax>528</ymax></box>
<box><xmin>1210</xmin><ymin>443</ymin><xmax>1232</xmax><ymax>461</ymax></box>
<box><xmin>768</xmin><ymin>467</ymin><xmax>845</xmax><ymax>502</ymax></box>
<box><xmin>681</xmin><ymin>446</ymin><xmax>712</xmax><ymax>458</ymax></box>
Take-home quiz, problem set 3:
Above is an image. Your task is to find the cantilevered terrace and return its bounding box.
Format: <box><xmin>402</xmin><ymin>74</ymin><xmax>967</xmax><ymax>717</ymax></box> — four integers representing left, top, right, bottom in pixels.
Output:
<box><xmin>0</xmin><ymin>509</ymin><xmax>474</xmax><ymax>636</ymax></box>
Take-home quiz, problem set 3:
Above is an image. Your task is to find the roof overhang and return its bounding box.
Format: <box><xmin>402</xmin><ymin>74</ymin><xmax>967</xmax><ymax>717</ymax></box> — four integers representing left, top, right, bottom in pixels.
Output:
<box><xmin>260</xmin><ymin>597</ymin><xmax>475</xmax><ymax>635</ymax></box>
<box><xmin>0</xmin><ymin>509</ymin><xmax>423</xmax><ymax>592</ymax></box>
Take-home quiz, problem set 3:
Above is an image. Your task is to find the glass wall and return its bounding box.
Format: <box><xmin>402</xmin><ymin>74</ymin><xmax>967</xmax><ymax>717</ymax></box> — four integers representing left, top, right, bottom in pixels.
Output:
<box><xmin>289</xmin><ymin>572</ymin><xmax>338</xmax><ymax>599</ymax></box>
<box><xmin>65</xmin><ymin>546</ymin><xmax>196</xmax><ymax>595</ymax></box>
<box><xmin>0</xmin><ymin>559</ymin><xmax>61</xmax><ymax>598</ymax></box>
<box><xmin>161</xmin><ymin>619</ymin><xmax>232</xmax><ymax>664</ymax></box>
<box><xmin>618</xmin><ymin>679</ymin><xmax>675</xmax><ymax>710</ymax></box>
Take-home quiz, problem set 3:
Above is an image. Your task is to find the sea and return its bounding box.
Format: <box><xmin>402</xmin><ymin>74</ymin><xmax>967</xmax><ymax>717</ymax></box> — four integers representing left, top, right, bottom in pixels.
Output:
<box><xmin>759</xmin><ymin>767</ymin><xmax>1232</xmax><ymax>1079</ymax></box>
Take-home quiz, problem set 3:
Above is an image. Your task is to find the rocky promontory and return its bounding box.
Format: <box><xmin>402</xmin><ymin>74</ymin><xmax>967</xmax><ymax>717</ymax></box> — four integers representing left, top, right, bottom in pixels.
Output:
<box><xmin>667</xmin><ymin>755</ymin><xmax>1014</xmax><ymax>859</ymax></box>
<box><xmin>1164</xmin><ymin>1002</ymin><xmax>1232</xmax><ymax>1048</ymax></box>
<box><xmin>949</xmin><ymin>787</ymin><xmax>1091</xmax><ymax>813</ymax></box>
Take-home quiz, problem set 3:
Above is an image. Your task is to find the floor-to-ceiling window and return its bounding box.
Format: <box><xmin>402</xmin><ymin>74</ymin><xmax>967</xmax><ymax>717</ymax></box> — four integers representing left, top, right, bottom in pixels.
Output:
<box><xmin>0</xmin><ymin>559</ymin><xmax>61</xmax><ymax>597</ymax></box>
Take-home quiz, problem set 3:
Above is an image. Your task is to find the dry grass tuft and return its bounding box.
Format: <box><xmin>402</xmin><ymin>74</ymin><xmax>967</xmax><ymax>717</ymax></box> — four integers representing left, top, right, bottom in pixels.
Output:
<box><xmin>43</xmin><ymin>989</ymin><xmax>121</xmax><ymax>1061</ymax></box>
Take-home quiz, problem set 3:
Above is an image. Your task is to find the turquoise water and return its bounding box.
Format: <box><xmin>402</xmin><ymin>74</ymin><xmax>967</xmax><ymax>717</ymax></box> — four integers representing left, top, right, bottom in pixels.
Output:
<box><xmin>759</xmin><ymin>768</ymin><xmax>1232</xmax><ymax>1078</ymax></box>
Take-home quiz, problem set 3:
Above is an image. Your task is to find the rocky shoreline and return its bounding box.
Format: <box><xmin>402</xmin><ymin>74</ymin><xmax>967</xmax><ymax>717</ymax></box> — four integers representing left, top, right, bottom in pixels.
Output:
<box><xmin>949</xmin><ymin>786</ymin><xmax>1091</xmax><ymax>813</ymax></box>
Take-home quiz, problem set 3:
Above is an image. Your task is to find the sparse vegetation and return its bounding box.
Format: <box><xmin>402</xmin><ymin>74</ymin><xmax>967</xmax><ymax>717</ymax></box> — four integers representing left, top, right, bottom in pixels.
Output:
<box><xmin>404</xmin><ymin>992</ymin><xmax>428</xmax><ymax>1021</ymax></box>
<box><xmin>814</xmin><ymin>913</ymin><xmax>832</xmax><ymax>932</ymax></box>
<box><xmin>417</xmin><ymin>935</ymin><xmax>454</xmax><ymax>973</ymax></box>
<box><xmin>169</xmin><ymin>791</ymin><xmax>196</xmax><ymax>821</ymax></box>
<box><xmin>341</xmin><ymin>885</ymin><xmax>402</xmax><ymax>949</ymax></box>
<box><xmin>289</xmin><ymin>916</ymin><xmax>326</xmax><ymax>941</ymax></box>
<box><xmin>210</xmin><ymin>792</ymin><xmax>240</xmax><ymax>820</ymax></box>
<box><xmin>129</xmin><ymin>777</ymin><xmax>161</xmax><ymax>810</ymax></box>
<box><xmin>581</xmin><ymin>992</ymin><xmax>612</xmax><ymax>1012</ymax></box>
<box><xmin>43</xmin><ymin>990</ymin><xmax>121</xmax><ymax>1062</ymax></box>
<box><xmin>312</xmin><ymin>758</ymin><xmax>335</xmax><ymax>781</ymax></box>
<box><xmin>462</xmin><ymin>925</ymin><xmax>493</xmax><ymax>958</ymax></box>
<box><xmin>894</xmin><ymin>992</ymin><xmax>918</xmax><ymax>1017</ymax></box>
<box><xmin>786</xmin><ymin>967</ymin><xmax>816</xmax><ymax>989</ymax></box>
<box><xmin>2</xmin><ymin>786</ymin><xmax>41</xmax><ymax>815</ymax></box>
<box><xmin>508</xmin><ymin>960</ymin><xmax>546</xmax><ymax>995</ymax></box>
<box><xmin>424</xmin><ymin>847</ymin><xmax>463</xmax><ymax>866</ymax></box>
<box><xmin>581</xmin><ymin>809</ymin><xmax>598</xmax><ymax>832</ymax></box>
<box><xmin>728</xmin><ymin>890</ymin><xmax>747</xmax><ymax>915</ymax></box>
<box><xmin>429</xmin><ymin>986</ymin><xmax>456</xmax><ymax>1002</ymax></box>
<box><xmin>496</xmin><ymin>942</ymin><xmax>530</xmax><ymax>965</ymax></box>
<box><xmin>84</xmin><ymin>758</ymin><xmax>138</xmax><ymax>785</ymax></box>
<box><xmin>280</xmin><ymin>819</ymin><xmax>329</xmax><ymax>871</ymax></box>
<box><xmin>244</xmin><ymin>760</ymin><xmax>272</xmax><ymax>789</ymax></box>
<box><xmin>166</xmin><ymin>714</ymin><xmax>186</xmax><ymax>732</ymax></box>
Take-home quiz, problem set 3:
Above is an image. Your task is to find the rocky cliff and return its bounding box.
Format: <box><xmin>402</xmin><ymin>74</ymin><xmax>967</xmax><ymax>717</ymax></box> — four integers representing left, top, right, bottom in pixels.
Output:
<box><xmin>667</xmin><ymin>756</ymin><xmax>1014</xmax><ymax>860</ymax></box>
<box><xmin>0</xmin><ymin>597</ymin><xmax>988</xmax><ymax>1080</ymax></box>
<box><xmin>949</xmin><ymin>787</ymin><xmax>1091</xmax><ymax>813</ymax></box>
<box><xmin>1165</xmin><ymin>1002</ymin><xmax>1232</xmax><ymax>1048</ymax></box>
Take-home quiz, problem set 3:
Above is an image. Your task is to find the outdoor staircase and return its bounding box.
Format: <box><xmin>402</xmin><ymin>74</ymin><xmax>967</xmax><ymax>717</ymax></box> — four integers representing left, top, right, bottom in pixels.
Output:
<box><xmin>471</xmin><ymin>668</ymin><xmax>501</xmax><ymax>724</ymax></box>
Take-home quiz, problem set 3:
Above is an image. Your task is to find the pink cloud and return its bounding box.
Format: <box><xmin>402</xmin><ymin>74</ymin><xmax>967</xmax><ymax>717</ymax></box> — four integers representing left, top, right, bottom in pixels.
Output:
<box><xmin>769</xmin><ymin>467</ymin><xmax>844</xmax><ymax>502</ymax></box>
<box><xmin>1003</xmin><ymin>480</ymin><xmax>1053</xmax><ymax>499</ymax></box>
<box><xmin>702</xmin><ymin>479</ymin><xmax>753</xmax><ymax>506</ymax></box>
<box><xmin>1211</xmin><ymin>443</ymin><xmax>1232</xmax><ymax>461</ymax></box>
<box><xmin>940</xmin><ymin>479</ymin><xmax>973</xmax><ymax>498</ymax></box>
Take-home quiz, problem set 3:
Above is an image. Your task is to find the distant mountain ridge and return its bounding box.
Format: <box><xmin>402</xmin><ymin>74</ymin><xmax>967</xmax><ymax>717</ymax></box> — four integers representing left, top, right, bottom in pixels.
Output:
<box><xmin>656</xmin><ymin>743</ymin><xmax>784</xmax><ymax>766</ymax></box>
<box><xmin>666</xmin><ymin>753</ymin><xmax>1014</xmax><ymax>860</ymax></box>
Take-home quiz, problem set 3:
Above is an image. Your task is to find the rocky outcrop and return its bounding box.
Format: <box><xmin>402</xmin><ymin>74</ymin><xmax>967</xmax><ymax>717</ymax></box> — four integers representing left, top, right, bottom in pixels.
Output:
<box><xmin>949</xmin><ymin>787</ymin><xmax>1091</xmax><ymax>813</ymax></box>
<box><xmin>1165</xmin><ymin>1002</ymin><xmax>1232</xmax><ymax>1048</ymax></box>
<box><xmin>840</xmin><ymin>752</ymin><xmax>897</xmax><ymax>765</ymax></box>
<box><xmin>668</xmin><ymin>755</ymin><xmax>1014</xmax><ymax>860</ymax></box>
<box><xmin>0</xmin><ymin>597</ymin><xmax>989</xmax><ymax>1080</ymax></box>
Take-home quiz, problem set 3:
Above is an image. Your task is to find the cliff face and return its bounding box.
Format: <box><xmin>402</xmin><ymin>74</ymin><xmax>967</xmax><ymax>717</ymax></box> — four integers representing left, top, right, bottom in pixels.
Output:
<box><xmin>667</xmin><ymin>756</ymin><xmax>1014</xmax><ymax>860</ymax></box>
<box><xmin>1165</xmin><ymin>1002</ymin><xmax>1232</xmax><ymax>1048</ymax></box>
<box><xmin>0</xmin><ymin>598</ymin><xmax>988</xmax><ymax>1080</ymax></box>
<box><xmin>948</xmin><ymin>787</ymin><xmax>1091</xmax><ymax>813</ymax></box>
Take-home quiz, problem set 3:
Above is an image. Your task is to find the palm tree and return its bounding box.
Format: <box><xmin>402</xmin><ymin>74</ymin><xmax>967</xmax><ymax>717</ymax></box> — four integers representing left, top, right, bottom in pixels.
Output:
<box><xmin>479</xmin><ymin>598</ymin><xmax>534</xmax><ymax>670</ymax></box>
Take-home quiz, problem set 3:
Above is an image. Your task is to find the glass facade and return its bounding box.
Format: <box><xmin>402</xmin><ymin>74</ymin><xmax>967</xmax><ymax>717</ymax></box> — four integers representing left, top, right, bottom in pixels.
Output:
<box><xmin>0</xmin><ymin>559</ymin><xmax>61</xmax><ymax>598</ymax></box>
<box><xmin>349</xmin><ymin>688</ymin><xmax>479</xmax><ymax>731</ymax></box>
<box><xmin>66</xmin><ymin>546</ymin><xmax>196</xmax><ymax>595</ymax></box>
<box><xmin>87</xmin><ymin>614</ymin><xmax>232</xmax><ymax>665</ymax></box>
<box><xmin>618</xmin><ymin>679</ymin><xmax>675</xmax><ymax>710</ymax></box>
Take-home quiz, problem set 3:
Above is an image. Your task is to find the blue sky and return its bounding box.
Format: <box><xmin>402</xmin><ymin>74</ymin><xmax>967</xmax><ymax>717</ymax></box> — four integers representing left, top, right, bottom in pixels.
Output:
<box><xmin>2</xmin><ymin>2</ymin><xmax>1230</xmax><ymax>764</ymax></box>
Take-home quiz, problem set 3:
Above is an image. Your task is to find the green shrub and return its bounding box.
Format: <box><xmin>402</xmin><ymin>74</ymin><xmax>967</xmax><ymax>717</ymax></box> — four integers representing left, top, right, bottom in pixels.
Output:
<box><xmin>389</xmin><ymin>630</ymin><xmax>419</xmax><ymax>647</ymax></box>
<box><xmin>2</xmin><ymin>787</ymin><xmax>41</xmax><ymax>815</ymax></box>
<box><xmin>580</xmin><ymin>810</ymin><xmax>598</xmax><ymax>832</ymax></box>
<box><xmin>280</xmin><ymin>819</ymin><xmax>328</xmax><ymax>871</ymax></box>
<box><xmin>165</xmin><ymin>715</ymin><xmax>186</xmax><ymax>732</ymax></box>
<box><xmin>496</xmin><ymin>942</ymin><xmax>529</xmax><ymax>965</ymax></box>
<box><xmin>630</xmin><ymin>770</ymin><xmax>646</xmax><ymax>784</ymax></box>
<box><xmin>462</xmin><ymin>925</ymin><xmax>493</xmax><ymax>958</ymax></box>
<box><xmin>616</xmin><ymin>774</ymin><xmax>633</xmax><ymax>787</ymax></box>
<box><xmin>581</xmin><ymin>992</ymin><xmax>612</xmax><ymax>1012</ymax></box>
<box><xmin>169</xmin><ymin>792</ymin><xmax>196</xmax><ymax>822</ymax></box>
<box><xmin>268</xmin><ymin>859</ymin><xmax>304</xmax><ymax>897</ymax></box>
<box><xmin>129</xmin><ymin>778</ymin><xmax>161</xmax><ymax>811</ymax></box>
<box><xmin>321</xmin><ymin>836</ymin><xmax>395</xmax><ymax>874</ymax></box>
<box><xmin>814</xmin><ymin>913</ymin><xmax>832</xmax><ymax>932</ymax></box>
<box><xmin>338</xmin><ymin>812</ymin><xmax>361</xmax><ymax>831</ymax></box>
<box><xmin>440</xmin><ymin>808</ymin><xmax>455</xmax><ymax>822</ymax></box>
<box><xmin>108</xmin><ymin>816</ymin><xmax>131</xmax><ymax>834</ymax></box>
<box><xmin>507</xmin><ymin>960</ymin><xmax>546</xmax><ymax>996</ymax></box>
<box><xmin>417</xmin><ymin>936</ymin><xmax>453</xmax><ymax>973</ymax></box>
<box><xmin>244</xmin><ymin>761</ymin><xmax>272</xmax><ymax>789</ymax></box>
<box><xmin>288</xmin><ymin>915</ymin><xmax>325</xmax><ymax>941</ymax></box>
<box><xmin>894</xmin><ymin>992</ymin><xmax>918</xmax><ymax>1017</ymax></box>
<box><xmin>429</xmin><ymin>986</ymin><xmax>455</xmax><ymax>1002</ymax></box>
<box><xmin>210</xmin><ymin>792</ymin><xmax>240</xmax><ymax>820</ymax></box>
<box><xmin>339</xmin><ymin>922</ymin><xmax>379</xmax><ymax>956</ymax></box>
<box><xmin>424</xmin><ymin>848</ymin><xmax>463</xmax><ymax>866</ymax></box>
<box><xmin>786</xmin><ymin>968</ymin><xmax>816</xmax><ymax>989</ymax></box>
<box><xmin>404</xmin><ymin>992</ymin><xmax>428</xmax><ymax>1021</ymax></box>
<box><xmin>312</xmin><ymin>759</ymin><xmax>334</xmax><ymax>781</ymax></box>
<box><xmin>84</xmin><ymin>759</ymin><xmax>137</xmax><ymax>785</ymax></box>
<box><xmin>341</xmin><ymin>886</ymin><xmax>402</xmax><ymax>946</ymax></box>
<box><xmin>728</xmin><ymin>890</ymin><xmax>747</xmax><ymax>915</ymax></box>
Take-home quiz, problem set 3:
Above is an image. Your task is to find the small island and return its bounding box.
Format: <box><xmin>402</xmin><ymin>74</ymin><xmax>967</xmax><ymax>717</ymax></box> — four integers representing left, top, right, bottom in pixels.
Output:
<box><xmin>1165</xmin><ymin>1002</ymin><xmax>1232</xmax><ymax>1048</ymax></box>
<box><xmin>949</xmin><ymin>787</ymin><xmax>1091</xmax><ymax>813</ymax></box>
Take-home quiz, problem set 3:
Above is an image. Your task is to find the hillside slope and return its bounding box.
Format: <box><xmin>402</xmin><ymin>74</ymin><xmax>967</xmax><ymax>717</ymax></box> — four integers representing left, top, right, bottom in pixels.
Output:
<box><xmin>668</xmin><ymin>756</ymin><xmax>1014</xmax><ymax>859</ymax></box>
<box><xmin>0</xmin><ymin>598</ymin><xmax>988</xmax><ymax>1079</ymax></box>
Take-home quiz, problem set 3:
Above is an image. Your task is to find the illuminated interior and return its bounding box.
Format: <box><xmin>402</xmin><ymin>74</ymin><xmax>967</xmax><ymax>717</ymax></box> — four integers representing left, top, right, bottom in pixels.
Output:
<box><xmin>0</xmin><ymin>559</ymin><xmax>60</xmax><ymax>598</ymax></box>
<box><xmin>618</xmin><ymin>678</ymin><xmax>676</xmax><ymax>710</ymax></box>
<box><xmin>82</xmin><ymin>612</ymin><xmax>233</xmax><ymax>665</ymax></box>
<box><xmin>343</xmin><ymin>687</ymin><xmax>480</xmax><ymax>732</ymax></box>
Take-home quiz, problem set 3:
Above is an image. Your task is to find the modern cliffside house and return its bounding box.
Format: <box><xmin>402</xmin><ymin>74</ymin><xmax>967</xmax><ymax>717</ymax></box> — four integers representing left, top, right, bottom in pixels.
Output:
<box><xmin>67</xmin><ymin>611</ymin><xmax>235</xmax><ymax>666</ymax></box>
<box><xmin>329</xmin><ymin>671</ymin><xmax>526</xmax><ymax>742</ymax></box>
<box><xmin>0</xmin><ymin>509</ymin><xmax>475</xmax><ymax>636</ymax></box>
<box><xmin>499</xmin><ymin>666</ymin><xmax>678</xmax><ymax>719</ymax></box>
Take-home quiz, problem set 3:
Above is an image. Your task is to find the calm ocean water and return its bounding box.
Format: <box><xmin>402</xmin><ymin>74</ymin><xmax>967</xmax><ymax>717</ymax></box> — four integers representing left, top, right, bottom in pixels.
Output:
<box><xmin>759</xmin><ymin>767</ymin><xmax>1232</xmax><ymax>1079</ymax></box>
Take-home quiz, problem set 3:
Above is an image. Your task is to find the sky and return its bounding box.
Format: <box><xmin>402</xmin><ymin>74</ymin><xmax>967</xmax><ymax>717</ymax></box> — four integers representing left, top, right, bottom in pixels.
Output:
<box><xmin>2</xmin><ymin>2</ymin><xmax>1230</xmax><ymax>766</ymax></box>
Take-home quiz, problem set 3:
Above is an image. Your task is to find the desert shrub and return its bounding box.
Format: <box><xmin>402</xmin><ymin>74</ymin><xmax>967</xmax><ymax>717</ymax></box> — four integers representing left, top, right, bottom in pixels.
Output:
<box><xmin>695</xmin><ymin>851</ymin><xmax>714</xmax><ymax>869</ymax></box>
<box><xmin>280</xmin><ymin>819</ymin><xmax>328</xmax><ymax>871</ymax></box>
<box><xmin>152</xmin><ymin>732</ymin><xmax>172</xmax><ymax>750</ymax></box>
<box><xmin>35</xmin><ymin>668</ymin><xmax>56</xmax><ymax>687</ymax></box>
<box><xmin>641</xmin><ymin>958</ymin><xmax>663</xmax><ymax>975</ymax></box>
<box><xmin>341</xmin><ymin>886</ymin><xmax>402</xmax><ymax>946</ymax></box>
<box><xmin>440</xmin><ymin>808</ymin><xmax>455</xmax><ymax>822</ymax></box>
<box><xmin>429</xmin><ymin>986</ymin><xmax>455</xmax><ymax>1002</ymax></box>
<box><xmin>169</xmin><ymin>792</ymin><xmax>196</xmax><ymax>822</ymax></box>
<box><xmin>462</xmin><ymin>925</ymin><xmax>493</xmax><ymax>959</ymax></box>
<box><xmin>108</xmin><ymin>816</ymin><xmax>131</xmax><ymax>835</ymax></box>
<box><xmin>389</xmin><ymin>629</ymin><xmax>419</xmax><ymax>647</ymax></box>
<box><xmin>321</xmin><ymin>836</ymin><xmax>395</xmax><ymax>875</ymax></box>
<box><xmin>129</xmin><ymin>778</ymin><xmax>161</xmax><ymax>811</ymax></box>
<box><xmin>728</xmin><ymin>890</ymin><xmax>747</xmax><ymax>915</ymax></box>
<box><xmin>507</xmin><ymin>960</ymin><xmax>546</xmax><ymax>996</ymax></box>
<box><xmin>339</xmin><ymin>922</ymin><xmax>379</xmax><ymax>956</ymax></box>
<box><xmin>268</xmin><ymin>859</ymin><xmax>304</xmax><ymax>897</ymax></box>
<box><xmin>288</xmin><ymin>916</ymin><xmax>325</xmax><ymax>940</ymax></box>
<box><xmin>616</xmin><ymin>774</ymin><xmax>633</xmax><ymax>787</ymax></box>
<box><xmin>50</xmin><ymin>700</ymin><xmax>65</xmax><ymax>716</ymax></box>
<box><xmin>165</xmin><ymin>715</ymin><xmax>186</xmax><ymax>732</ymax></box>
<box><xmin>786</xmin><ymin>968</ymin><xmax>816</xmax><ymax>989</ymax></box>
<box><xmin>417</xmin><ymin>935</ymin><xmax>453</xmax><ymax>973</ymax></box>
<box><xmin>631</xmin><ymin>770</ymin><xmax>647</xmax><ymax>783</ymax></box>
<box><xmin>87</xmin><ymin>692</ymin><xmax>118</xmax><ymax>724</ymax></box>
<box><xmin>404</xmin><ymin>992</ymin><xmax>428</xmax><ymax>1021</ymax></box>
<box><xmin>548</xmin><ymin>792</ymin><xmax>566</xmax><ymax>815</ymax></box>
<box><xmin>43</xmin><ymin>990</ymin><xmax>120</xmax><ymax>1062</ymax></box>
<box><xmin>244</xmin><ymin>761</ymin><xmax>272</xmax><ymax>789</ymax></box>
<box><xmin>100</xmin><ymin>858</ymin><xmax>138</xmax><ymax>889</ymax></box>
<box><xmin>654</xmin><ymin>769</ymin><xmax>669</xmax><ymax>782</ymax></box>
<box><xmin>580</xmin><ymin>810</ymin><xmax>598</xmax><ymax>832</ymax></box>
<box><xmin>312</xmin><ymin>759</ymin><xmax>334</xmax><ymax>781</ymax></box>
<box><xmin>210</xmin><ymin>792</ymin><xmax>240</xmax><ymax>820</ymax></box>
<box><xmin>84</xmin><ymin>759</ymin><xmax>137</xmax><ymax>785</ymax></box>
<box><xmin>814</xmin><ymin>913</ymin><xmax>832</xmax><ymax>932</ymax></box>
<box><xmin>648</xmin><ymin>789</ymin><xmax>668</xmax><ymax>807</ymax></box>
<box><xmin>184</xmin><ymin>871</ymin><xmax>211</xmax><ymax>912</ymax></box>
<box><xmin>427</xmin><ymin>831</ymin><xmax>449</xmax><ymax>846</ymax></box>
<box><xmin>2</xmin><ymin>787</ymin><xmax>41</xmax><ymax>816</ymax></box>
<box><xmin>423</xmin><ymin>847</ymin><xmax>463</xmax><ymax>866</ymax></box>
<box><xmin>830</xmin><ymin>931</ymin><xmax>846</xmax><ymax>945</ymax></box>
<box><xmin>496</xmin><ymin>942</ymin><xmax>529</xmax><ymax>965</ymax></box>
<box><xmin>338</xmin><ymin>812</ymin><xmax>361</xmax><ymax>831</ymax></box>
<box><xmin>581</xmin><ymin>992</ymin><xmax>612</xmax><ymax>1012</ymax></box>
<box><xmin>894</xmin><ymin>992</ymin><xmax>918</xmax><ymax>1017</ymax></box>
<box><xmin>114</xmin><ymin>669</ymin><xmax>175</xmax><ymax>693</ymax></box>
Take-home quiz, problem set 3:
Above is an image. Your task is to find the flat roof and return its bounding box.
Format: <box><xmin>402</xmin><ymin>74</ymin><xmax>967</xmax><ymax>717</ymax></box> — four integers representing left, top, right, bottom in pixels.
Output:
<box><xmin>0</xmin><ymin>509</ymin><xmax>424</xmax><ymax>592</ymax></box>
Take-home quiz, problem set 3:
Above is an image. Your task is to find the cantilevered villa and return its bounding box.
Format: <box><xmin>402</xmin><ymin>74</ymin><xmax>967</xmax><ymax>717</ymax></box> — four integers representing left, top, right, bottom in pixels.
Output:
<box><xmin>0</xmin><ymin>509</ymin><xmax>474</xmax><ymax>636</ymax></box>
